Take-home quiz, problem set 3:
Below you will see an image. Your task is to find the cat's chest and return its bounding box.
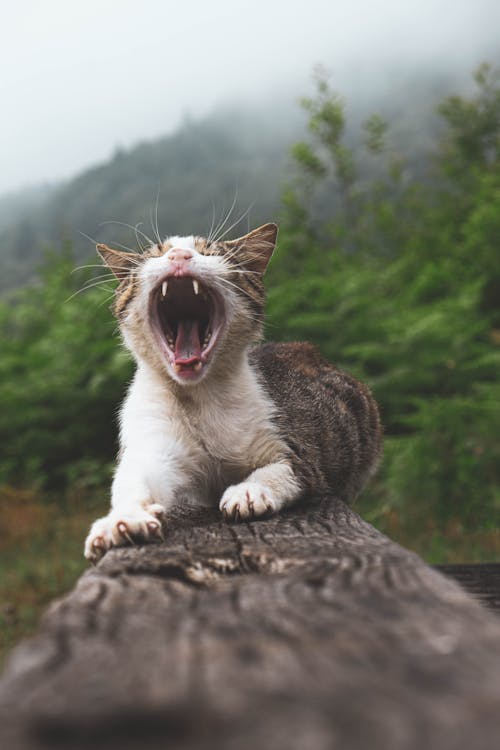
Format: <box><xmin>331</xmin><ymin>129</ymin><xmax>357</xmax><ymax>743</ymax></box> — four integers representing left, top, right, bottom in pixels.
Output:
<box><xmin>183</xmin><ymin>395</ymin><xmax>271</xmax><ymax>463</ymax></box>
<box><xmin>177</xmin><ymin>375</ymin><xmax>283</xmax><ymax>475</ymax></box>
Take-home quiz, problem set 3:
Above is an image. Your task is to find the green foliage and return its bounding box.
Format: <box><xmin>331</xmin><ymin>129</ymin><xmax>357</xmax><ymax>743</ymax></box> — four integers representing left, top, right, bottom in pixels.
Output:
<box><xmin>438</xmin><ymin>63</ymin><xmax>500</xmax><ymax>179</ymax></box>
<box><xmin>268</xmin><ymin>64</ymin><xmax>500</xmax><ymax>531</ymax></box>
<box><xmin>0</xmin><ymin>249</ymin><xmax>132</xmax><ymax>488</ymax></box>
<box><xmin>363</xmin><ymin>114</ymin><xmax>388</xmax><ymax>155</ymax></box>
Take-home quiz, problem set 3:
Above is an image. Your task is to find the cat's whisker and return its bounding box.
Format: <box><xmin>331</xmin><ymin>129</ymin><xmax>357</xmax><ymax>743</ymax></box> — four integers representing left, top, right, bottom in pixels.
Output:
<box><xmin>71</xmin><ymin>264</ymin><xmax>109</xmax><ymax>274</ymax></box>
<box><xmin>149</xmin><ymin>207</ymin><xmax>160</xmax><ymax>247</ymax></box>
<box><xmin>72</xmin><ymin>274</ymin><xmax>135</xmax><ymax>292</ymax></box>
<box><xmin>228</xmin><ymin>269</ymin><xmax>263</xmax><ymax>279</ymax></box>
<box><xmin>210</xmin><ymin>191</ymin><xmax>239</xmax><ymax>244</ymax></box>
<box><xmin>150</xmin><ymin>186</ymin><xmax>162</xmax><ymax>247</ymax></box>
<box><xmin>68</xmin><ymin>269</ymin><xmax>133</xmax><ymax>295</ymax></box>
<box><xmin>261</xmin><ymin>317</ymin><xmax>278</xmax><ymax>330</ymax></box>
<box><xmin>218</xmin><ymin>248</ymin><xmax>266</xmax><ymax>273</ymax></box>
<box><xmin>220</xmin><ymin>249</ymin><xmax>255</xmax><ymax>267</ymax></box>
<box><xmin>218</xmin><ymin>267</ymin><xmax>259</xmax><ymax>285</ymax></box>
<box><xmin>132</xmin><ymin>224</ymin><xmax>150</xmax><ymax>253</ymax></box>
<box><xmin>209</xmin><ymin>205</ymin><xmax>233</xmax><ymax>246</ymax></box>
<box><xmin>75</xmin><ymin>270</ymin><xmax>123</xmax><ymax>282</ymax></box>
<box><xmin>213</xmin><ymin>242</ymin><xmax>241</xmax><ymax>262</ymax></box>
<box><xmin>99</xmin><ymin>220</ymin><xmax>154</xmax><ymax>249</ymax></box>
<box><xmin>215</xmin><ymin>277</ymin><xmax>265</xmax><ymax>317</ymax></box>
<box><xmin>97</xmin><ymin>290</ymin><xmax>119</xmax><ymax>308</ymax></box>
<box><xmin>78</xmin><ymin>231</ymin><xmax>143</xmax><ymax>264</ymax></box>
<box><xmin>65</xmin><ymin>283</ymin><xmax>116</xmax><ymax>303</ymax></box>
<box><xmin>77</xmin><ymin>273</ymin><xmax>127</xmax><ymax>286</ymax></box>
<box><xmin>101</xmin><ymin>254</ymin><xmax>145</xmax><ymax>269</ymax></box>
<box><xmin>72</xmin><ymin>263</ymin><xmax>123</xmax><ymax>272</ymax></box>
<box><xmin>207</xmin><ymin>201</ymin><xmax>218</xmax><ymax>246</ymax></box>
<box><xmin>74</xmin><ymin>276</ymin><xmax>118</xmax><ymax>287</ymax></box>
<box><xmin>68</xmin><ymin>279</ymin><xmax>120</xmax><ymax>298</ymax></box>
<box><xmin>215</xmin><ymin>239</ymin><xmax>269</xmax><ymax>267</ymax></box>
<box><xmin>108</xmin><ymin>240</ymin><xmax>143</xmax><ymax>256</ymax></box>
<box><xmin>214</xmin><ymin>202</ymin><xmax>255</xmax><ymax>245</ymax></box>
<box><xmin>78</xmin><ymin>230</ymin><xmax>101</xmax><ymax>247</ymax></box>
<box><xmin>79</xmin><ymin>230</ymin><xmax>144</xmax><ymax>262</ymax></box>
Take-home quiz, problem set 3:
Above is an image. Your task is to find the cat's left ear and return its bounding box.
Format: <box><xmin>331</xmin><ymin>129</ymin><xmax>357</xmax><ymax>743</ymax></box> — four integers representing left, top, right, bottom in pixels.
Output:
<box><xmin>96</xmin><ymin>244</ymin><xmax>138</xmax><ymax>279</ymax></box>
<box><xmin>225</xmin><ymin>223</ymin><xmax>278</xmax><ymax>275</ymax></box>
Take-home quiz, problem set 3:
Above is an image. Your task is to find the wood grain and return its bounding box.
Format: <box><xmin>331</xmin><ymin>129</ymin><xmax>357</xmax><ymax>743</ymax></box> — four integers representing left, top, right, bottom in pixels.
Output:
<box><xmin>1</xmin><ymin>496</ymin><xmax>500</xmax><ymax>750</ymax></box>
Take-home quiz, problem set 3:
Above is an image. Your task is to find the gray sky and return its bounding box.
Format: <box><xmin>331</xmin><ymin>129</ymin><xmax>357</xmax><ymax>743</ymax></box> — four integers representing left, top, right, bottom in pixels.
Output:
<box><xmin>1</xmin><ymin>0</ymin><xmax>499</xmax><ymax>195</ymax></box>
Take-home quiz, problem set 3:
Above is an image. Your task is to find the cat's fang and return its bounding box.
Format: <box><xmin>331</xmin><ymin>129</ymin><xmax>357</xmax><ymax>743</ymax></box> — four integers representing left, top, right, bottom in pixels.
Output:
<box><xmin>150</xmin><ymin>275</ymin><xmax>226</xmax><ymax>381</ymax></box>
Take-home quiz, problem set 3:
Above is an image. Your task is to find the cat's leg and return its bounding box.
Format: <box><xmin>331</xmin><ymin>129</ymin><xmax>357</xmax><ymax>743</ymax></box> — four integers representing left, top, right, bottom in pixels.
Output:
<box><xmin>220</xmin><ymin>462</ymin><xmax>301</xmax><ymax>521</ymax></box>
<box><xmin>84</xmin><ymin>451</ymin><xmax>169</xmax><ymax>562</ymax></box>
<box><xmin>84</xmin><ymin>374</ymin><xmax>189</xmax><ymax>562</ymax></box>
<box><xmin>84</xmin><ymin>425</ymin><xmax>192</xmax><ymax>562</ymax></box>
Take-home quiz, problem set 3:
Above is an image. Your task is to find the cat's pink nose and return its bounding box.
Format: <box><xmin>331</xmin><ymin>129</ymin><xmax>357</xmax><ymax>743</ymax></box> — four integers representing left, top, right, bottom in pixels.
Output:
<box><xmin>167</xmin><ymin>248</ymin><xmax>193</xmax><ymax>262</ymax></box>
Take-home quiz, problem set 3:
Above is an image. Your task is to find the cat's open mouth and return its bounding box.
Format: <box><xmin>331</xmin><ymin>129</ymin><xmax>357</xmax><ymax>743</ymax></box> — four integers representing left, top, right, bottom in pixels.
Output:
<box><xmin>149</xmin><ymin>276</ymin><xmax>225</xmax><ymax>381</ymax></box>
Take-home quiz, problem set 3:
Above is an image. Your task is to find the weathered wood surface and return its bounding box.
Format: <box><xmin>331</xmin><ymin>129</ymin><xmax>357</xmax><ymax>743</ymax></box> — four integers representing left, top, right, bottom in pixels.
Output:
<box><xmin>2</xmin><ymin>495</ymin><xmax>500</xmax><ymax>750</ymax></box>
<box><xmin>436</xmin><ymin>563</ymin><xmax>500</xmax><ymax>613</ymax></box>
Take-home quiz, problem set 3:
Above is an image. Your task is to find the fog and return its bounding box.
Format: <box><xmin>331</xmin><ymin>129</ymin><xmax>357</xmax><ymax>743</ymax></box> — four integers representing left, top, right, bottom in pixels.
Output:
<box><xmin>1</xmin><ymin>0</ymin><xmax>499</xmax><ymax>195</ymax></box>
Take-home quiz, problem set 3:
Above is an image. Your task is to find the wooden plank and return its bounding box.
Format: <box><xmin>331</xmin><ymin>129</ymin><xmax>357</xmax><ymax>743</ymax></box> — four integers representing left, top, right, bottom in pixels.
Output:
<box><xmin>436</xmin><ymin>564</ymin><xmax>500</xmax><ymax>613</ymax></box>
<box><xmin>1</xmin><ymin>496</ymin><xmax>500</xmax><ymax>750</ymax></box>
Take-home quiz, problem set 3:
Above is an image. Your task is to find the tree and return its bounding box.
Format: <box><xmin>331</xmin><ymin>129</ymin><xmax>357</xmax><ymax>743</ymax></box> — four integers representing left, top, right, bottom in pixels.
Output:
<box><xmin>269</xmin><ymin>65</ymin><xmax>500</xmax><ymax>530</ymax></box>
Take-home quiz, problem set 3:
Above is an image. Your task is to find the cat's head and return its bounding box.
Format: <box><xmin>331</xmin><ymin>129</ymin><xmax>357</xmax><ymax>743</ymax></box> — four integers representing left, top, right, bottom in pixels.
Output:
<box><xmin>97</xmin><ymin>223</ymin><xmax>278</xmax><ymax>385</ymax></box>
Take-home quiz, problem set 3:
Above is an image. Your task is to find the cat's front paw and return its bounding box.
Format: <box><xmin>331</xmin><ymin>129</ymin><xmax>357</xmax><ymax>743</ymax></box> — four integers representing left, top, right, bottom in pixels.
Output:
<box><xmin>220</xmin><ymin>482</ymin><xmax>278</xmax><ymax>522</ymax></box>
<box><xmin>84</xmin><ymin>503</ymin><xmax>165</xmax><ymax>563</ymax></box>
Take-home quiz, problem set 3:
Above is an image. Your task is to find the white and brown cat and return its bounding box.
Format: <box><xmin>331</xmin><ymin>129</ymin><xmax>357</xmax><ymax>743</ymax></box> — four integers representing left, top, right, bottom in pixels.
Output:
<box><xmin>84</xmin><ymin>223</ymin><xmax>382</xmax><ymax>561</ymax></box>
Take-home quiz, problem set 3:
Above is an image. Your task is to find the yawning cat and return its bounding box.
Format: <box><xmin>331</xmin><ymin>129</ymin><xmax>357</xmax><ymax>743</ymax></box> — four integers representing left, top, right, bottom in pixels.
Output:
<box><xmin>84</xmin><ymin>223</ymin><xmax>382</xmax><ymax>561</ymax></box>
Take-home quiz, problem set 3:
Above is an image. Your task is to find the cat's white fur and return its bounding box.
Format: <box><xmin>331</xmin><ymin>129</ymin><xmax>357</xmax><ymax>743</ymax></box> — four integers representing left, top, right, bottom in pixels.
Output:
<box><xmin>165</xmin><ymin>235</ymin><xmax>195</xmax><ymax>250</ymax></box>
<box><xmin>84</xmin><ymin>235</ymin><xmax>300</xmax><ymax>561</ymax></box>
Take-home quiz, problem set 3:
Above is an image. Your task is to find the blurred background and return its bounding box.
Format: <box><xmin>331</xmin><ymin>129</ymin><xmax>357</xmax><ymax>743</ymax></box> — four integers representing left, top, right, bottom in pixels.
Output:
<box><xmin>1</xmin><ymin>0</ymin><xmax>499</xmax><ymax>659</ymax></box>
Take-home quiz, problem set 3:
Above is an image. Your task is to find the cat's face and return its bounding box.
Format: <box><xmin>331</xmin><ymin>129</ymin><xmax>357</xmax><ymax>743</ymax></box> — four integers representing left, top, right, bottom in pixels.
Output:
<box><xmin>98</xmin><ymin>223</ymin><xmax>277</xmax><ymax>385</ymax></box>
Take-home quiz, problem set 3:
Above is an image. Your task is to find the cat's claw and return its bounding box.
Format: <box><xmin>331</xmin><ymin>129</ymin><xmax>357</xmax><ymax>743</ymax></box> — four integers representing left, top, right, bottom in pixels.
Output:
<box><xmin>220</xmin><ymin>482</ymin><xmax>278</xmax><ymax>522</ymax></box>
<box><xmin>91</xmin><ymin>536</ymin><xmax>106</xmax><ymax>553</ymax></box>
<box><xmin>84</xmin><ymin>504</ymin><xmax>166</xmax><ymax>562</ymax></box>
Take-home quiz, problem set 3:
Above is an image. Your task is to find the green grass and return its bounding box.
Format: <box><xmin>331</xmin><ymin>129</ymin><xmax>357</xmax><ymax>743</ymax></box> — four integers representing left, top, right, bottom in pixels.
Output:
<box><xmin>0</xmin><ymin>487</ymin><xmax>106</xmax><ymax>667</ymax></box>
<box><xmin>356</xmin><ymin>491</ymin><xmax>500</xmax><ymax>564</ymax></box>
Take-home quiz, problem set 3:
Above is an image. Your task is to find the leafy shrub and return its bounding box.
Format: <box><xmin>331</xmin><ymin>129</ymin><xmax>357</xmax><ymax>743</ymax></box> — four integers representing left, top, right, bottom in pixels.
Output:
<box><xmin>0</xmin><ymin>249</ymin><xmax>132</xmax><ymax>488</ymax></box>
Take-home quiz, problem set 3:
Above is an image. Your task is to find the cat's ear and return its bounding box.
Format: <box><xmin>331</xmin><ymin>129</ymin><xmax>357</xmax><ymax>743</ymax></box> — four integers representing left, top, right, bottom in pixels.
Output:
<box><xmin>225</xmin><ymin>223</ymin><xmax>278</xmax><ymax>275</ymax></box>
<box><xmin>96</xmin><ymin>244</ymin><xmax>138</xmax><ymax>279</ymax></box>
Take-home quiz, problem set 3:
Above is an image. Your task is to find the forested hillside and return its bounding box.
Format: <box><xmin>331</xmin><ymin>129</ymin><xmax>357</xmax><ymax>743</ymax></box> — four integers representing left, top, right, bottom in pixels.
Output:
<box><xmin>0</xmin><ymin>69</ymin><xmax>464</xmax><ymax>292</ymax></box>
<box><xmin>0</xmin><ymin>108</ymin><xmax>299</xmax><ymax>291</ymax></box>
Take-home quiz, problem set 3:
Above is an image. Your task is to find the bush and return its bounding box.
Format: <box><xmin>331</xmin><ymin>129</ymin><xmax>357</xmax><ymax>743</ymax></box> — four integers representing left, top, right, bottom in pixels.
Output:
<box><xmin>0</xmin><ymin>249</ymin><xmax>132</xmax><ymax>488</ymax></box>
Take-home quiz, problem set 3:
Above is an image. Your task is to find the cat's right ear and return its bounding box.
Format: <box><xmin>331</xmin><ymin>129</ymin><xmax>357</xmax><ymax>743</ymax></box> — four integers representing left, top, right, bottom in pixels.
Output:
<box><xmin>225</xmin><ymin>223</ymin><xmax>278</xmax><ymax>275</ymax></box>
<box><xmin>96</xmin><ymin>244</ymin><xmax>138</xmax><ymax>279</ymax></box>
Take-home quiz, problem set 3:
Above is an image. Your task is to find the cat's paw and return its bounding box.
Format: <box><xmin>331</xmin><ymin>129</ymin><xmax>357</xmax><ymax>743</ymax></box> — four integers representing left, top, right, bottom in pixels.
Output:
<box><xmin>220</xmin><ymin>482</ymin><xmax>278</xmax><ymax>522</ymax></box>
<box><xmin>84</xmin><ymin>503</ymin><xmax>165</xmax><ymax>563</ymax></box>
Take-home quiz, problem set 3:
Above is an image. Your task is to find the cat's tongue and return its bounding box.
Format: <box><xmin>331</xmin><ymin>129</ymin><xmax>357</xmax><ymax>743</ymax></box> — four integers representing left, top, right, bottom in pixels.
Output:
<box><xmin>174</xmin><ymin>318</ymin><xmax>202</xmax><ymax>365</ymax></box>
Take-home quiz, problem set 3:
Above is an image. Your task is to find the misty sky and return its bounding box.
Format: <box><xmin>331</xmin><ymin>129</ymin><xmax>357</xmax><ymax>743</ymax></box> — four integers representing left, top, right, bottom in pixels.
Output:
<box><xmin>1</xmin><ymin>0</ymin><xmax>499</xmax><ymax>195</ymax></box>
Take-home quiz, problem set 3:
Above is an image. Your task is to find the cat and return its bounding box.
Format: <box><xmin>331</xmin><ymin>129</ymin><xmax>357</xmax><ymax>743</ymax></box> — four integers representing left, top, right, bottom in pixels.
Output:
<box><xmin>84</xmin><ymin>223</ymin><xmax>382</xmax><ymax>561</ymax></box>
